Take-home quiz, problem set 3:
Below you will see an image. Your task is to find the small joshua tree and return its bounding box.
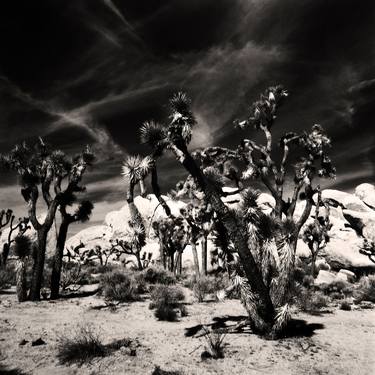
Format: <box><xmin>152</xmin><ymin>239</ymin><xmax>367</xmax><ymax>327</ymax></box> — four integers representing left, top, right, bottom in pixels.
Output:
<box><xmin>0</xmin><ymin>209</ymin><xmax>30</xmax><ymax>266</ymax></box>
<box><xmin>1</xmin><ymin>139</ymin><xmax>95</xmax><ymax>300</ymax></box>
<box><xmin>302</xmin><ymin>188</ymin><xmax>332</xmax><ymax>276</ymax></box>
<box><xmin>12</xmin><ymin>235</ymin><xmax>32</xmax><ymax>302</ymax></box>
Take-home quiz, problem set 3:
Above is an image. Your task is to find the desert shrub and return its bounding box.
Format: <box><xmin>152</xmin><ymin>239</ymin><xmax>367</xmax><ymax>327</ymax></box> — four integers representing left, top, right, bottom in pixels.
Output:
<box><xmin>57</xmin><ymin>324</ymin><xmax>133</xmax><ymax>366</ymax></box>
<box><xmin>0</xmin><ymin>263</ymin><xmax>16</xmax><ymax>290</ymax></box>
<box><xmin>141</xmin><ymin>266</ymin><xmax>176</xmax><ymax>285</ymax></box>
<box><xmin>57</xmin><ymin>324</ymin><xmax>106</xmax><ymax>365</ymax></box>
<box><xmin>319</xmin><ymin>280</ymin><xmax>353</xmax><ymax>297</ymax></box>
<box><xmin>98</xmin><ymin>271</ymin><xmax>142</xmax><ymax>303</ymax></box>
<box><xmin>88</xmin><ymin>262</ymin><xmax>117</xmax><ymax>275</ymax></box>
<box><xmin>354</xmin><ymin>275</ymin><xmax>375</xmax><ymax>303</ymax></box>
<box><xmin>149</xmin><ymin>285</ymin><xmax>186</xmax><ymax>321</ymax></box>
<box><xmin>302</xmin><ymin>275</ymin><xmax>315</xmax><ymax>288</ymax></box>
<box><xmin>202</xmin><ymin>327</ymin><xmax>226</xmax><ymax>359</ymax></box>
<box><xmin>340</xmin><ymin>300</ymin><xmax>352</xmax><ymax>311</ymax></box>
<box><xmin>295</xmin><ymin>287</ymin><xmax>329</xmax><ymax>312</ymax></box>
<box><xmin>151</xmin><ymin>366</ymin><xmax>183</xmax><ymax>375</ymax></box>
<box><xmin>192</xmin><ymin>276</ymin><xmax>216</xmax><ymax>302</ymax></box>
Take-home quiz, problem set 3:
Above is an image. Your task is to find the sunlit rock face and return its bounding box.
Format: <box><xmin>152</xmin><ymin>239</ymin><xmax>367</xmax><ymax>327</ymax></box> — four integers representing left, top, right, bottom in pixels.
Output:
<box><xmin>62</xmin><ymin>184</ymin><xmax>375</xmax><ymax>272</ymax></box>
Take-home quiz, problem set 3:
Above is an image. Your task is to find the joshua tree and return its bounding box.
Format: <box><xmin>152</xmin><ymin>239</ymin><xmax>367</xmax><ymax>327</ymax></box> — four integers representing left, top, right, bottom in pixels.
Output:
<box><xmin>137</xmin><ymin>87</ymin><xmax>335</xmax><ymax>335</ymax></box>
<box><xmin>152</xmin><ymin>215</ymin><xmax>189</xmax><ymax>274</ymax></box>
<box><xmin>12</xmin><ymin>235</ymin><xmax>32</xmax><ymax>302</ymax></box>
<box><xmin>1</xmin><ymin>140</ymin><xmax>95</xmax><ymax>300</ymax></box>
<box><xmin>50</xmin><ymin>200</ymin><xmax>94</xmax><ymax>299</ymax></box>
<box><xmin>112</xmin><ymin>222</ymin><xmax>147</xmax><ymax>270</ymax></box>
<box><xmin>302</xmin><ymin>188</ymin><xmax>332</xmax><ymax>276</ymax></box>
<box><xmin>359</xmin><ymin>239</ymin><xmax>375</xmax><ymax>264</ymax></box>
<box><xmin>0</xmin><ymin>209</ymin><xmax>30</xmax><ymax>266</ymax></box>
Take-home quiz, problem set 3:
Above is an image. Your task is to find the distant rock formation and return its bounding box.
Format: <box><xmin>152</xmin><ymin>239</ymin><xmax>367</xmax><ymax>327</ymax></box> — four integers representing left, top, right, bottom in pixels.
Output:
<box><xmin>62</xmin><ymin>183</ymin><xmax>375</xmax><ymax>272</ymax></box>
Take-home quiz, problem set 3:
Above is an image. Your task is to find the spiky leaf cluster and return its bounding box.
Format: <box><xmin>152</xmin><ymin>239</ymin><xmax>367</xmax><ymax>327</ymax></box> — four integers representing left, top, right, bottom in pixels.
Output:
<box><xmin>122</xmin><ymin>155</ymin><xmax>152</xmax><ymax>184</ymax></box>
<box><xmin>12</xmin><ymin>234</ymin><xmax>32</xmax><ymax>259</ymax></box>
<box><xmin>235</xmin><ymin>85</ymin><xmax>288</xmax><ymax>130</ymax></box>
<box><xmin>140</xmin><ymin>121</ymin><xmax>167</xmax><ymax>156</ymax></box>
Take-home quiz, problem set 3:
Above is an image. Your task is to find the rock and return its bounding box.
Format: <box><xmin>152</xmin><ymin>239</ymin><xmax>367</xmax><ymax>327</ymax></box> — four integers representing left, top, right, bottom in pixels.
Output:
<box><xmin>324</xmin><ymin>227</ymin><xmax>375</xmax><ymax>269</ymax></box>
<box><xmin>335</xmin><ymin>272</ymin><xmax>349</xmax><ymax>282</ymax></box>
<box><xmin>338</xmin><ymin>269</ymin><xmax>356</xmax><ymax>282</ymax></box>
<box><xmin>319</xmin><ymin>189</ymin><xmax>373</xmax><ymax>213</ymax></box>
<box><xmin>31</xmin><ymin>338</ymin><xmax>46</xmax><ymax>346</ymax></box>
<box><xmin>316</xmin><ymin>259</ymin><xmax>331</xmax><ymax>271</ymax></box>
<box><xmin>296</xmin><ymin>240</ymin><xmax>311</xmax><ymax>258</ymax></box>
<box><xmin>342</xmin><ymin>209</ymin><xmax>375</xmax><ymax>241</ymax></box>
<box><xmin>355</xmin><ymin>183</ymin><xmax>375</xmax><ymax>210</ymax></box>
<box><xmin>315</xmin><ymin>270</ymin><xmax>337</xmax><ymax>285</ymax></box>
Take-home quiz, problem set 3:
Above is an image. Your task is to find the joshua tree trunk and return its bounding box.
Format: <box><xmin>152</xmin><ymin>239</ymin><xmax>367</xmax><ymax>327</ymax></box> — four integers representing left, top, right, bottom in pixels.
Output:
<box><xmin>2</xmin><ymin>243</ymin><xmax>10</xmax><ymax>266</ymax></box>
<box><xmin>310</xmin><ymin>245</ymin><xmax>318</xmax><ymax>278</ymax></box>
<box><xmin>135</xmin><ymin>250</ymin><xmax>144</xmax><ymax>271</ymax></box>
<box><xmin>191</xmin><ymin>241</ymin><xmax>200</xmax><ymax>275</ymax></box>
<box><xmin>16</xmin><ymin>258</ymin><xmax>27</xmax><ymax>302</ymax></box>
<box><xmin>169</xmin><ymin>144</ymin><xmax>275</xmax><ymax>332</ymax></box>
<box><xmin>29</xmin><ymin>228</ymin><xmax>48</xmax><ymax>301</ymax></box>
<box><xmin>50</xmin><ymin>218</ymin><xmax>69</xmax><ymax>299</ymax></box>
<box><xmin>201</xmin><ymin>236</ymin><xmax>208</xmax><ymax>275</ymax></box>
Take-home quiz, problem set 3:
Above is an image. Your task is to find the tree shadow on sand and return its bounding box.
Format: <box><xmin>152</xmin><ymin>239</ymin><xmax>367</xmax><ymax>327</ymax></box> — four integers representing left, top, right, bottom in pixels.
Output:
<box><xmin>0</xmin><ymin>364</ymin><xmax>28</xmax><ymax>375</ymax></box>
<box><xmin>185</xmin><ymin>315</ymin><xmax>324</xmax><ymax>339</ymax></box>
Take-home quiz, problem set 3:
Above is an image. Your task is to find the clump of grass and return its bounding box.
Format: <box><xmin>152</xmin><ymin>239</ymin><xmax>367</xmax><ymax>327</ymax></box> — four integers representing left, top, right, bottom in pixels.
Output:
<box><xmin>202</xmin><ymin>327</ymin><xmax>226</xmax><ymax>359</ymax></box>
<box><xmin>57</xmin><ymin>324</ymin><xmax>134</xmax><ymax>366</ymax></box>
<box><xmin>141</xmin><ymin>266</ymin><xmax>176</xmax><ymax>285</ymax></box>
<box><xmin>354</xmin><ymin>275</ymin><xmax>375</xmax><ymax>303</ymax></box>
<box><xmin>98</xmin><ymin>270</ymin><xmax>143</xmax><ymax>303</ymax></box>
<box><xmin>57</xmin><ymin>324</ymin><xmax>106</xmax><ymax>365</ymax></box>
<box><xmin>149</xmin><ymin>285</ymin><xmax>186</xmax><ymax>321</ymax></box>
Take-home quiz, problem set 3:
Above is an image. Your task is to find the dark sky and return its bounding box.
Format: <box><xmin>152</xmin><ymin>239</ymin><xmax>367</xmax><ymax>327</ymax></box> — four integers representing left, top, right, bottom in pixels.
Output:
<box><xmin>0</xmin><ymin>0</ymin><xmax>374</xmax><ymax>227</ymax></box>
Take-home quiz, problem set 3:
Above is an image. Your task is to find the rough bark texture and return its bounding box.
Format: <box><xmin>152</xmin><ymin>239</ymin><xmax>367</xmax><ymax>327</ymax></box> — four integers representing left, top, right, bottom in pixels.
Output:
<box><xmin>50</xmin><ymin>218</ymin><xmax>69</xmax><ymax>299</ymax></box>
<box><xmin>29</xmin><ymin>229</ymin><xmax>48</xmax><ymax>301</ymax></box>
<box><xmin>191</xmin><ymin>241</ymin><xmax>200</xmax><ymax>275</ymax></box>
<box><xmin>16</xmin><ymin>259</ymin><xmax>27</xmax><ymax>302</ymax></box>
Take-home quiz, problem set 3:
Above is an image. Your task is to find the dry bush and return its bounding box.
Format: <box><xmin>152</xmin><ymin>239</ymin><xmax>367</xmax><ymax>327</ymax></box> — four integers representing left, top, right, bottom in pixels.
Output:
<box><xmin>319</xmin><ymin>280</ymin><xmax>353</xmax><ymax>298</ymax></box>
<box><xmin>354</xmin><ymin>275</ymin><xmax>375</xmax><ymax>303</ymax></box>
<box><xmin>0</xmin><ymin>263</ymin><xmax>16</xmax><ymax>290</ymax></box>
<box><xmin>57</xmin><ymin>324</ymin><xmax>106</xmax><ymax>365</ymax></box>
<box><xmin>202</xmin><ymin>327</ymin><xmax>226</xmax><ymax>359</ymax></box>
<box><xmin>141</xmin><ymin>266</ymin><xmax>176</xmax><ymax>285</ymax></box>
<box><xmin>339</xmin><ymin>300</ymin><xmax>352</xmax><ymax>311</ymax></box>
<box><xmin>149</xmin><ymin>285</ymin><xmax>186</xmax><ymax>321</ymax></box>
<box><xmin>192</xmin><ymin>276</ymin><xmax>216</xmax><ymax>302</ymax></box>
<box><xmin>98</xmin><ymin>270</ymin><xmax>143</xmax><ymax>303</ymax></box>
<box><xmin>57</xmin><ymin>324</ymin><xmax>134</xmax><ymax>366</ymax></box>
<box><xmin>295</xmin><ymin>287</ymin><xmax>329</xmax><ymax>312</ymax></box>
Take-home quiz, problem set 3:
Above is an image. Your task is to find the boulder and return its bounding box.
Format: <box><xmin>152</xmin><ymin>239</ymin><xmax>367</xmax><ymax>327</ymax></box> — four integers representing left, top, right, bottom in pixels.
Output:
<box><xmin>316</xmin><ymin>258</ymin><xmax>331</xmax><ymax>271</ymax></box>
<box><xmin>320</xmin><ymin>189</ymin><xmax>373</xmax><ymax>213</ymax></box>
<box><xmin>342</xmin><ymin>209</ymin><xmax>375</xmax><ymax>241</ymax></box>
<box><xmin>355</xmin><ymin>183</ymin><xmax>375</xmax><ymax>210</ymax></box>
<box><xmin>315</xmin><ymin>270</ymin><xmax>337</xmax><ymax>285</ymax></box>
<box><xmin>324</xmin><ymin>226</ymin><xmax>375</xmax><ymax>269</ymax></box>
<box><xmin>338</xmin><ymin>269</ymin><xmax>356</xmax><ymax>282</ymax></box>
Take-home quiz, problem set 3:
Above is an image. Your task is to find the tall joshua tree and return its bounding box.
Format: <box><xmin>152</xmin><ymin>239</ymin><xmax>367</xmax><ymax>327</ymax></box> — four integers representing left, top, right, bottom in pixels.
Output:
<box><xmin>12</xmin><ymin>235</ymin><xmax>32</xmax><ymax>302</ymax></box>
<box><xmin>1</xmin><ymin>140</ymin><xmax>94</xmax><ymax>300</ymax></box>
<box><xmin>137</xmin><ymin>88</ymin><xmax>335</xmax><ymax>335</ymax></box>
<box><xmin>121</xmin><ymin>155</ymin><xmax>152</xmax><ymax>265</ymax></box>
<box><xmin>50</xmin><ymin>200</ymin><xmax>93</xmax><ymax>299</ymax></box>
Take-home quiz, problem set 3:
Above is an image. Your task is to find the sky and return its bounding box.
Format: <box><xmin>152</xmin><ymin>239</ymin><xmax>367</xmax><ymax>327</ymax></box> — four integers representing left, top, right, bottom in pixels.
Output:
<box><xmin>0</xmin><ymin>0</ymin><xmax>374</xmax><ymax>231</ymax></box>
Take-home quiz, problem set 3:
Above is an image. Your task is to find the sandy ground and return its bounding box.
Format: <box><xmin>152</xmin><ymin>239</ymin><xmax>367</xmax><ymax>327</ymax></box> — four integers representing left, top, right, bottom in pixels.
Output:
<box><xmin>0</xmin><ymin>286</ymin><xmax>374</xmax><ymax>375</ymax></box>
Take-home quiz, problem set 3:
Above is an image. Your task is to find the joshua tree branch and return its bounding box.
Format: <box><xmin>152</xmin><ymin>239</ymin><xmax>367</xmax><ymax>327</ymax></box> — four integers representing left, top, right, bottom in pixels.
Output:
<box><xmin>151</xmin><ymin>164</ymin><xmax>171</xmax><ymax>216</ymax></box>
